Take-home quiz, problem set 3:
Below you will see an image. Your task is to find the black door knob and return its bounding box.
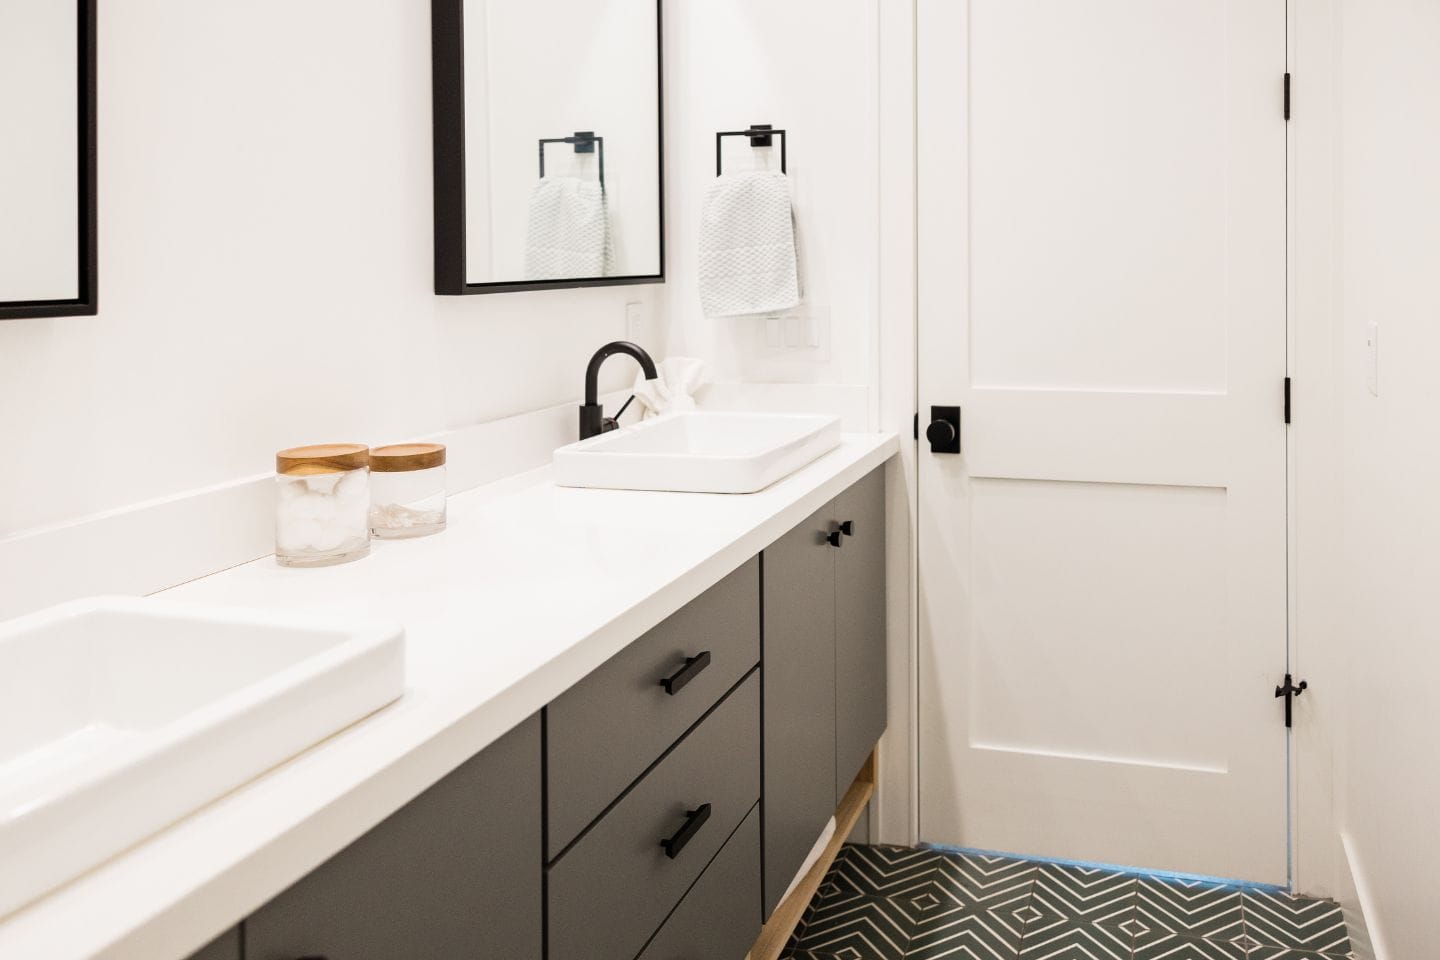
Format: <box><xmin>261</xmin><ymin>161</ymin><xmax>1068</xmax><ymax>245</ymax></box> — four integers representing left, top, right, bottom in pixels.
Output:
<box><xmin>926</xmin><ymin>406</ymin><xmax>962</xmax><ymax>454</ymax></box>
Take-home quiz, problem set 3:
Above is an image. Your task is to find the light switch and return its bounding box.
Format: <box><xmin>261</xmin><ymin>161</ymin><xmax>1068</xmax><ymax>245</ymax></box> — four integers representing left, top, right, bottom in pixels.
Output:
<box><xmin>625</xmin><ymin>302</ymin><xmax>645</xmax><ymax>342</ymax></box>
<box><xmin>1365</xmin><ymin>321</ymin><xmax>1379</xmax><ymax>396</ymax></box>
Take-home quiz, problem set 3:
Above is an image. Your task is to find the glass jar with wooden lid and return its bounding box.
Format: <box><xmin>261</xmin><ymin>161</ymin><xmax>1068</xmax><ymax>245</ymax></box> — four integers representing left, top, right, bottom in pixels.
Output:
<box><xmin>369</xmin><ymin>443</ymin><xmax>447</xmax><ymax>539</ymax></box>
<box><xmin>274</xmin><ymin>443</ymin><xmax>371</xmax><ymax>567</ymax></box>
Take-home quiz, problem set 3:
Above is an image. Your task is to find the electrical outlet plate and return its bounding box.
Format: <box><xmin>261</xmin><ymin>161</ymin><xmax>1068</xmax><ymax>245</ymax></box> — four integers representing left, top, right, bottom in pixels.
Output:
<box><xmin>1365</xmin><ymin>321</ymin><xmax>1379</xmax><ymax>396</ymax></box>
<box><xmin>626</xmin><ymin>302</ymin><xmax>645</xmax><ymax>342</ymax></box>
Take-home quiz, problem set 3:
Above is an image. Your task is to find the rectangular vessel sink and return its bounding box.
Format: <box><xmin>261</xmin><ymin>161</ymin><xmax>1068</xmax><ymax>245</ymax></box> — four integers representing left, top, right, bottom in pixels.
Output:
<box><xmin>0</xmin><ymin>596</ymin><xmax>405</xmax><ymax>919</ymax></box>
<box><xmin>553</xmin><ymin>411</ymin><xmax>842</xmax><ymax>494</ymax></box>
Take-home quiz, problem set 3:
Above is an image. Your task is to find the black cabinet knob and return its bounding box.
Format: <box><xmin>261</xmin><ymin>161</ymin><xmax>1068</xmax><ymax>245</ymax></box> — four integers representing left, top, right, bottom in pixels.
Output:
<box><xmin>825</xmin><ymin>530</ymin><xmax>843</xmax><ymax>548</ymax></box>
<box><xmin>839</xmin><ymin>520</ymin><xmax>855</xmax><ymax>537</ymax></box>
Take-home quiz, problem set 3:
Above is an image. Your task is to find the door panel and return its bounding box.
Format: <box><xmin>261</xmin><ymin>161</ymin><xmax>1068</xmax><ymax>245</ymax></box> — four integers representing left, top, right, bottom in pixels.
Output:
<box><xmin>917</xmin><ymin>0</ymin><xmax>1288</xmax><ymax>882</ymax></box>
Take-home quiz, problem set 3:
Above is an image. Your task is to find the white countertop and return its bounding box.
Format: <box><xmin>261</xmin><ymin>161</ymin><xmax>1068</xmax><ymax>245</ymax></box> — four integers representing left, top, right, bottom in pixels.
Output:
<box><xmin>0</xmin><ymin>432</ymin><xmax>897</xmax><ymax>960</ymax></box>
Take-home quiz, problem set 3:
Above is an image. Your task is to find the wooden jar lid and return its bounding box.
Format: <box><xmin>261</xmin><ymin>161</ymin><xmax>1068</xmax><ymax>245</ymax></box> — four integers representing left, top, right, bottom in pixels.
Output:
<box><xmin>370</xmin><ymin>443</ymin><xmax>447</xmax><ymax>473</ymax></box>
<box><xmin>276</xmin><ymin>443</ymin><xmax>370</xmax><ymax>476</ymax></box>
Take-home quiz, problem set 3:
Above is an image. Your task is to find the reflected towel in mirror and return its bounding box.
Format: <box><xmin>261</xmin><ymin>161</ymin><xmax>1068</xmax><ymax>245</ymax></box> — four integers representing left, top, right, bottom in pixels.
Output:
<box><xmin>525</xmin><ymin>177</ymin><xmax>612</xmax><ymax>281</ymax></box>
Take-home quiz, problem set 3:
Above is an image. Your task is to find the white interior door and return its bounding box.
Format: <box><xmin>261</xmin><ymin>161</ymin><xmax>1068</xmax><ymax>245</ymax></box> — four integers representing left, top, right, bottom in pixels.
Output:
<box><xmin>916</xmin><ymin>0</ymin><xmax>1289</xmax><ymax>883</ymax></box>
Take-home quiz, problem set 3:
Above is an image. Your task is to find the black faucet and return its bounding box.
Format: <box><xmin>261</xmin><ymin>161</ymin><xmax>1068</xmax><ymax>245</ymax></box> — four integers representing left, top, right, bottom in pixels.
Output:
<box><xmin>579</xmin><ymin>341</ymin><xmax>659</xmax><ymax>440</ymax></box>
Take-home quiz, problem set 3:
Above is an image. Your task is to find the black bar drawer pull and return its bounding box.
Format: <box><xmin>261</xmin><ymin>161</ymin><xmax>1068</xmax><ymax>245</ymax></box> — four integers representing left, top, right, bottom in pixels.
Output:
<box><xmin>659</xmin><ymin>651</ymin><xmax>711</xmax><ymax>695</ymax></box>
<box><xmin>660</xmin><ymin>803</ymin><xmax>711</xmax><ymax>859</ymax></box>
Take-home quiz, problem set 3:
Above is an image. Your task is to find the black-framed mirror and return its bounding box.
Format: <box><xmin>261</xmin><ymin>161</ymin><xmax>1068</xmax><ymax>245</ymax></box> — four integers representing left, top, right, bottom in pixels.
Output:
<box><xmin>431</xmin><ymin>0</ymin><xmax>664</xmax><ymax>295</ymax></box>
<box><xmin>0</xmin><ymin>0</ymin><xmax>97</xmax><ymax>321</ymax></box>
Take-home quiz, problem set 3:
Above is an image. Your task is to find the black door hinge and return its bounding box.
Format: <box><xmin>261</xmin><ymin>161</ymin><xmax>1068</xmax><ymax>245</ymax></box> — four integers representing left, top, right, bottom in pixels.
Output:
<box><xmin>1284</xmin><ymin>72</ymin><xmax>1292</xmax><ymax>121</ymax></box>
<box><xmin>914</xmin><ymin>412</ymin><xmax>919</xmax><ymax>441</ymax></box>
<box><xmin>1284</xmin><ymin>377</ymin><xmax>1292</xmax><ymax>424</ymax></box>
<box><xmin>1275</xmin><ymin>673</ymin><xmax>1308</xmax><ymax>728</ymax></box>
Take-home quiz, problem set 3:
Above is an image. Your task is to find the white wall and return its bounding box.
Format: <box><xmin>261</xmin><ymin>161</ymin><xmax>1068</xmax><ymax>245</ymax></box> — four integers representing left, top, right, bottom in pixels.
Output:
<box><xmin>0</xmin><ymin>1</ymin><xmax>660</xmax><ymax>543</ymax></box>
<box><xmin>1332</xmin><ymin>0</ymin><xmax>1440</xmax><ymax>955</ymax></box>
<box><xmin>662</xmin><ymin>0</ymin><xmax>881</xmax><ymax>406</ymax></box>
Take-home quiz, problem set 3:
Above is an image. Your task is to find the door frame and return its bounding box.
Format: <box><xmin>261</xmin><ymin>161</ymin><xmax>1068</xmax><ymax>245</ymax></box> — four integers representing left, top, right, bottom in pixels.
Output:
<box><xmin>877</xmin><ymin>0</ymin><xmax>1343</xmax><ymax>895</ymax></box>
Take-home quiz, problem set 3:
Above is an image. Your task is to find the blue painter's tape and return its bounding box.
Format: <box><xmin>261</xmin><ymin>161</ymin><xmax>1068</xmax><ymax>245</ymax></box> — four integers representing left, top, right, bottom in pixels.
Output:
<box><xmin>918</xmin><ymin>843</ymin><xmax>1289</xmax><ymax>895</ymax></box>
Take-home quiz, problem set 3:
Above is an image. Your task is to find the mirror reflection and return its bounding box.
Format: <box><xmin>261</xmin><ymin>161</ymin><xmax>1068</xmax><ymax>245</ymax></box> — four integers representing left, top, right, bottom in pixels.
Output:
<box><xmin>458</xmin><ymin>0</ymin><xmax>661</xmax><ymax>287</ymax></box>
<box><xmin>0</xmin><ymin>0</ymin><xmax>88</xmax><ymax>312</ymax></box>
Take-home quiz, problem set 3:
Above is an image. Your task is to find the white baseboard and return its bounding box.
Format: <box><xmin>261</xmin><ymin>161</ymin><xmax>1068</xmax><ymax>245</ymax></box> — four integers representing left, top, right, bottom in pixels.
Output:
<box><xmin>1338</xmin><ymin>832</ymin><xmax>1385</xmax><ymax>960</ymax></box>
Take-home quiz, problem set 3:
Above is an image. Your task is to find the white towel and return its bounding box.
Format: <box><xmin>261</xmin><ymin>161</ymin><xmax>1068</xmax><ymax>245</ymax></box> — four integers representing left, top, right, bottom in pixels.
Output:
<box><xmin>697</xmin><ymin>171</ymin><xmax>801</xmax><ymax>318</ymax></box>
<box><xmin>780</xmin><ymin>816</ymin><xmax>837</xmax><ymax>906</ymax></box>
<box><xmin>525</xmin><ymin>177</ymin><xmax>612</xmax><ymax>281</ymax></box>
<box><xmin>632</xmin><ymin>357</ymin><xmax>707</xmax><ymax>419</ymax></box>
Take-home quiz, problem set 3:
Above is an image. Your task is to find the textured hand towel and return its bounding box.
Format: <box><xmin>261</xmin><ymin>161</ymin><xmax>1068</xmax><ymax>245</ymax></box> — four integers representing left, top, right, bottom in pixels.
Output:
<box><xmin>632</xmin><ymin>356</ymin><xmax>707</xmax><ymax>419</ymax></box>
<box><xmin>524</xmin><ymin>177</ymin><xmax>612</xmax><ymax>281</ymax></box>
<box><xmin>698</xmin><ymin>171</ymin><xmax>801</xmax><ymax>318</ymax></box>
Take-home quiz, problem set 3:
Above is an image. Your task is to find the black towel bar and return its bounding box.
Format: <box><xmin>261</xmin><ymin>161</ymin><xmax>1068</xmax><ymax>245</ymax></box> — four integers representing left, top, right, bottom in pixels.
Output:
<box><xmin>715</xmin><ymin>124</ymin><xmax>787</xmax><ymax>175</ymax></box>
<box><xmin>539</xmin><ymin>131</ymin><xmax>605</xmax><ymax>186</ymax></box>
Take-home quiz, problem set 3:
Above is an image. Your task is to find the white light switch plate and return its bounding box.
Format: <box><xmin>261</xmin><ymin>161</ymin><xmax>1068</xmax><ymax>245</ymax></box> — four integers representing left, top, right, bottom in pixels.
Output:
<box><xmin>1365</xmin><ymin>321</ymin><xmax>1379</xmax><ymax>396</ymax></box>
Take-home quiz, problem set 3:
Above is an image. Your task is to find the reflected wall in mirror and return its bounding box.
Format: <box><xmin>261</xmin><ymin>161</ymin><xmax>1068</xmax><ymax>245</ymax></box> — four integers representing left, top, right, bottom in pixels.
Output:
<box><xmin>0</xmin><ymin>0</ymin><xmax>96</xmax><ymax>320</ymax></box>
<box><xmin>432</xmin><ymin>0</ymin><xmax>663</xmax><ymax>294</ymax></box>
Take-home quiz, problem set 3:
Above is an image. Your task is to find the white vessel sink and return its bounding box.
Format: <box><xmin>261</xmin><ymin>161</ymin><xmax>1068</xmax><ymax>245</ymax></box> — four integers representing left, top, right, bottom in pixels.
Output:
<box><xmin>0</xmin><ymin>596</ymin><xmax>404</xmax><ymax>919</ymax></box>
<box><xmin>553</xmin><ymin>411</ymin><xmax>842</xmax><ymax>493</ymax></box>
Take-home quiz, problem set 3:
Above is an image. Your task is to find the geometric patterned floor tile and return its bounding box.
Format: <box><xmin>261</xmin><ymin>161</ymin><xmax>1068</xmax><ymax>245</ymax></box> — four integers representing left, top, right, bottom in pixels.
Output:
<box><xmin>788</xmin><ymin>894</ymin><xmax>911</xmax><ymax>960</ymax></box>
<box><xmin>1241</xmin><ymin>891</ymin><xmax>1350</xmax><ymax>956</ymax></box>
<box><xmin>781</xmin><ymin>845</ymin><xmax>1353</xmax><ymax>960</ymax></box>
<box><xmin>1131</xmin><ymin>928</ymin><xmax>1248</xmax><ymax>959</ymax></box>
<box><xmin>828</xmin><ymin>845</ymin><xmax>953</xmax><ymax>899</ymax></box>
<box><xmin>1246</xmin><ymin>947</ymin><xmax>1355</xmax><ymax>960</ymax></box>
<box><xmin>931</xmin><ymin>852</ymin><xmax>1040</xmax><ymax>912</ymax></box>
<box><xmin>1016</xmin><ymin>919</ymin><xmax>1133</xmax><ymax>959</ymax></box>
<box><xmin>1032</xmin><ymin>862</ymin><xmax>1138</xmax><ymax>926</ymax></box>
<box><xmin>903</xmin><ymin>906</ymin><xmax>1026</xmax><ymax>959</ymax></box>
<box><xmin>1136</xmin><ymin>877</ymin><xmax>1245</xmax><ymax>941</ymax></box>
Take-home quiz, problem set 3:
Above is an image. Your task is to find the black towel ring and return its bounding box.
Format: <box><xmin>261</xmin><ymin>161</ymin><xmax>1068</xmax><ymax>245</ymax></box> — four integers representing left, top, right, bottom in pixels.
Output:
<box><xmin>716</xmin><ymin>125</ymin><xmax>787</xmax><ymax>176</ymax></box>
<box><xmin>539</xmin><ymin>131</ymin><xmax>605</xmax><ymax>187</ymax></box>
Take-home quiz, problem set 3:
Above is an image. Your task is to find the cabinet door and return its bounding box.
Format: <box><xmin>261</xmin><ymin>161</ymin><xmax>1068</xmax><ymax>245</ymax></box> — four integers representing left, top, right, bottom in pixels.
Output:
<box><xmin>246</xmin><ymin>715</ymin><xmax>543</xmax><ymax>960</ymax></box>
<box><xmin>760</xmin><ymin>502</ymin><xmax>837</xmax><ymax>918</ymax></box>
<box><xmin>184</xmin><ymin>928</ymin><xmax>240</xmax><ymax>960</ymax></box>
<box><xmin>834</xmin><ymin>466</ymin><xmax>888</xmax><ymax>799</ymax></box>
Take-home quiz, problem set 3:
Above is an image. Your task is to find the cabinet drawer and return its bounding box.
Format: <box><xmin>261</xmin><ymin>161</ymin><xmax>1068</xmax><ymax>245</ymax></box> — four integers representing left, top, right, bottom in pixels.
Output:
<box><xmin>637</xmin><ymin>803</ymin><xmax>762</xmax><ymax>960</ymax></box>
<box><xmin>548</xmin><ymin>557</ymin><xmax>760</xmax><ymax>857</ymax></box>
<box><xmin>549</xmin><ymin>670</ymin><xmax>761</xmax><ymax>960</ymax></box>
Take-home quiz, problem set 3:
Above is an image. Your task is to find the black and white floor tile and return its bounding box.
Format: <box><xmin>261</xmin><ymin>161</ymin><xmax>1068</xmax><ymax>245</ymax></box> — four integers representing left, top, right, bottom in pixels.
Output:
<box><xmin>782</xmin><ymin>844</ymin><xmax>1353</xmax><ymax>960</ymax></box>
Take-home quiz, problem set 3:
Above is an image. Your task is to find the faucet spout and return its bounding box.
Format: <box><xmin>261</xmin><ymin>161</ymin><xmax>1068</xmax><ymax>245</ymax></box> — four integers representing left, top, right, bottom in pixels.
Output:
<box><xmin>579</xmin><ymin>341</ymin><xmax>659</xmax><ymax>440</ymax></box>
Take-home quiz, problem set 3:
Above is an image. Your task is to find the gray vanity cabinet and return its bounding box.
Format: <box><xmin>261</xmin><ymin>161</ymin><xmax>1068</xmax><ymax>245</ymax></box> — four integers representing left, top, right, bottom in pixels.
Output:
<box><xmin>184</xmin><ymin>928</ymin><xmax>240</xmax><ymax>960</ymax></box>
<box><xmin>761</xmin><ymin>465</ymin><xmax>888</xmax><ymax>917</ymax></box>
<box><xmin>834</xmin><ymin>466</ymin><xmax>888</xmax><ymax>799</ymax></box>
<box><xmin>243</xmin><ymin>715</ymin><xmax>543</xmax><ymax>960</ymax></box>
<box><xmin>172</xmin><ymin>463</ymin><xmax>891</xmax><ymax>960</ymax></box>
<box><xmin>761</xmin><ymin>501</ymin><xmax>839</xmax><ymax>917</ymax></box>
